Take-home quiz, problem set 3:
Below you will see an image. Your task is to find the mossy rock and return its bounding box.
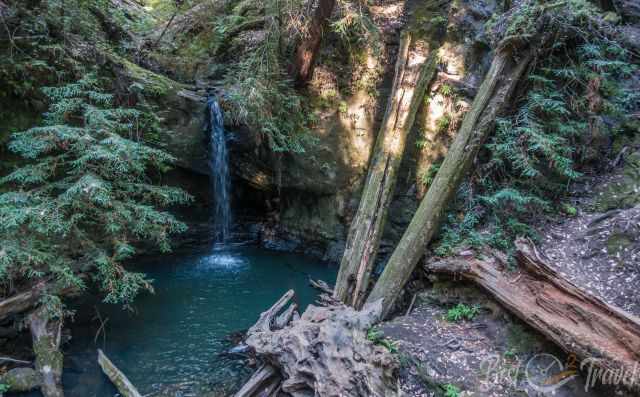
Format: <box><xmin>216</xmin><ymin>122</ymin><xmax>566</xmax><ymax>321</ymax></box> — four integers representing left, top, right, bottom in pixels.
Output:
<box><xmin>103</xmin><ymin>50</ymin><xmax>209</xmax><ymax>174</ymax></box>
<box><xmin>606</xmin><ymin>233</ymin><xmax>634</xmax><ymax>256</ymax></box>
<box><xmin>0</xmin><ymin>367</ymin><xmax>41</xmax><ymax>392</ymax></box>
<box><xmin>593</xmin><ymin>149</ymin><xmax>640</xmax><ymax>211</ymax></box>
<box><xmin>106</xmin><ymin>51</ymin><xmax>185</xmax><ymax>98</ymax></box>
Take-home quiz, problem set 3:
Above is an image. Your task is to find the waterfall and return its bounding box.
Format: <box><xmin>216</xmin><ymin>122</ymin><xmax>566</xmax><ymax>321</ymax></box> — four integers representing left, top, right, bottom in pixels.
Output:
<box><xmin>207</xmin><ymin>98</ymin><xmax>231</xmax><ymax>245</ymax></box>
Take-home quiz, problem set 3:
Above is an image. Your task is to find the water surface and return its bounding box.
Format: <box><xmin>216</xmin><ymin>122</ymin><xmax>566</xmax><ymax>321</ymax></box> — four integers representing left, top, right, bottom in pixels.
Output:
<box><xmin>49</xmin><ymin>246</ymin><xmax>335</xmax><ymax>396</ymax></box>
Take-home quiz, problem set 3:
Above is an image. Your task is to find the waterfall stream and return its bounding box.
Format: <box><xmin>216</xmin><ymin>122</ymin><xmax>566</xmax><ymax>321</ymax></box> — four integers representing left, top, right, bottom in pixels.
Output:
<box><xmin>207</xmin><ymin>98</ymin><xmax>231</xmax><ymax>245</ymax></box>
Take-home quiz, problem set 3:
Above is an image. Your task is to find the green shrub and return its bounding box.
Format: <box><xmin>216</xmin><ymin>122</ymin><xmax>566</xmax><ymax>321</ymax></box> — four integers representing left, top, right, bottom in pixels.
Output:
<box><xmin>442</xmin><ymin>383</ymin><xmax>461</xmax><ymax>397</ymax></box>
<box><xmin>434</xmin><ymin>3</ymin><xmax>639</xmax><ymax>257</ymax></box>
<box><xmin>446</xmin><ymin>303</ymin><xmax>480</xmax><ymax>322</ymax></box>
<box><xmin>0</xmin><ymin>73</ymin><xmax>192</xmax><ymax>306</ymax></box>
<box><xmin>367</xmin><ymin>327</ymin><xmax>398</xmax><ymax>353</ymax></box>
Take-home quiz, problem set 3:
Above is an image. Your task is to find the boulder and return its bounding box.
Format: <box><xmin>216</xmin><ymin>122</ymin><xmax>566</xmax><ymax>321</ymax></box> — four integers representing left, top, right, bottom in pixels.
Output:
<box><xmin>103</xmin><ymin>51</ymin><xmax>209</xmax><ymax>175</ymax></box>
<box><xmin>594</xmin><ymin>148</ymin><xmax>640</xmax><ymax>211</ymax></box>
<box><xmin>0</xmin><ymin>367</ymin><xmax>41</xmax><ymax>392</ymax></box>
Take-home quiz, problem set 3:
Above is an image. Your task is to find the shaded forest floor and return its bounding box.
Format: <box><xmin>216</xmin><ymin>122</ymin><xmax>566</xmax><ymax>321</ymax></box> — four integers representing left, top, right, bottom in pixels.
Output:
<box><xmin>379</xmin><ymin>143</ymin><xmax>640</xmax><ymax>396</ymax></box>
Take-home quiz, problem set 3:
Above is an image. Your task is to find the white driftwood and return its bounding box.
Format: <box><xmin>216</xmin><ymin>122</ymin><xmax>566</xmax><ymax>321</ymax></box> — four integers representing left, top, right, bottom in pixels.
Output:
<box><xmin>242</xmin><ymin>292</ymin><xmax>398</xmax><ymax>397</ymax></box>
<box><xmin>233</xmin><ymin>364</ymin><xmax>280</xmax><ymax>397</ymax></box>
<box><xmin>97</xmin><ymin>349</ymin><xmax>142</xmax><ymax>397</ymax></box>
<box><xmin>247</xmin><ymin>289</ymin><xmax>295</xmax><ymax>334</ymax></box>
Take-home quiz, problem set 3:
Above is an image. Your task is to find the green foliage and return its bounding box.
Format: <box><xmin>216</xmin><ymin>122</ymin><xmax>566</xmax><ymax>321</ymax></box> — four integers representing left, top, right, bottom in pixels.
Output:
<box><xmin>0</xmin><ymin>383</ymin><xmax>9</xmax><ymax>393</ymax></box>
<box><xmin>439</xmin><ymin>84</ymin><xmax>455</xmax><ymax>98</ymax></box>
<box><xmin>435</xmin><ymin>114</ymin><xmax>452</xmax><ymax>134</ymax></box>
<box><xmin>0</xmin><ymin>74</ymin><xmax>192</xmax><ymax>305</ymax></box>
<box><xmin>221</xmin><ymin>1</ymin><xmax>316</xmax><ymax>153</ymax></box>
<box><xmin>442</xmin><ymin>383</ymin><xmax>461</xmax><ymax>397</ymax></box>
<box><xmin>445</xmin><ymin>303</ymin><xmax>479</xmax><ymax>322</ymax></box>
<box><xmin>435</xmin><ymin>3</ymin><xmax>639</xmax><ymax>257</ymax></box>
<box><xmin>367</xmin><ymin>327</ymin><xmax>398</xmax><ymax>353</ymax></box>
<box><xmin>420</xmin><ymin>162</ymin><xmax>441</xmax><ymax>187</ymax></box>
<box><xmin>332</xmin><ymin>1</ymin><xmax>381</xmax><ymax>53</ymax></box>
<box><xmin>563</xmin><ymin>204</ymin><xmax>578</xmax><ymax>216</ymax></box>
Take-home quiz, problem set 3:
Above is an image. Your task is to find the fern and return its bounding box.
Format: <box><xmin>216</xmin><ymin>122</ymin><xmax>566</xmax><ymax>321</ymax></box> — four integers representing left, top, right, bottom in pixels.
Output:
<box><xmin>434</xmin><ymin>15</ymin><xmax>638</xmax><ymax>257</ymax></box>
<box><xmin>0</xmin><ymin>74</ymin><xmax>192</xmax><ymax>305</ymax></box>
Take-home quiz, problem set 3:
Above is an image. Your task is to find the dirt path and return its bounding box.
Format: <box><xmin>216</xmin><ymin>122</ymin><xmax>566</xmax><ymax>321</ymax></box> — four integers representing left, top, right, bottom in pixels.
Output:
<box><xmin>380</xmin><ymin>281</ymin><xmax>635</xmax><ymax>396</ymax></box>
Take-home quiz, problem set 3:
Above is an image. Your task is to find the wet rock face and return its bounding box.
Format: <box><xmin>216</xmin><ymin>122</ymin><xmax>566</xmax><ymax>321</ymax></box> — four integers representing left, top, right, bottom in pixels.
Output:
<box><xmin>153</xmin><ymin>90</ymin><xmax>209</xmax><ymax>175</ymax></box>
<box><xmin>0</xmin><ymin>367</ymin><xmax>41</xmax><ymax>392</ymax></box>
<box><xmin>139</xmin><ymin>0</ymin><xmax>502</xmax><ymax>257</ymax></box>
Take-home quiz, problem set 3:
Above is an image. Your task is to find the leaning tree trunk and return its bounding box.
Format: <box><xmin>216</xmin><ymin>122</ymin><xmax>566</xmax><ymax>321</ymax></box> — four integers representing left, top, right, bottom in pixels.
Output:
<box><xmin>425</xmin><ymin>239</ymin><xmax>640</xmax><ymax>387</ymax></box>
<box><xmin>29</xmin><ymin>307</ymin><xmax>64</xmax><ymax>397</ymax></box>
<box><xmin>290</xmin><ymin>0</ymin><xmax>336</xmax><ymax>86</ymax></box>
<box><xmin>333</xmin><ymin>33</ymin><xmax>438</xmax><ymax>308</ymax></box>
<box><xmin>367</xmin><ymin>47</ymin><xmax>534</xmax><ymax>317</ymax></box>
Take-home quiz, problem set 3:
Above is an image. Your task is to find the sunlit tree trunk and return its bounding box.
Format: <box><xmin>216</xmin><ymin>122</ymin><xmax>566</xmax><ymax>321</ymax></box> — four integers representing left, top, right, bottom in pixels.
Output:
<box><xmin>367</xmin><ymin>48</ymin><xmax>534</xmax><ymax>317</ymax></box>
<box><xmin>291</xmin><ymin>0</ymin><xmax>336</xmax><ymax>86</ymax></box>
<box><xmin>333</xmin><ymin>33</ymin><xmax>438</xmax><ymax>308</ymax></box>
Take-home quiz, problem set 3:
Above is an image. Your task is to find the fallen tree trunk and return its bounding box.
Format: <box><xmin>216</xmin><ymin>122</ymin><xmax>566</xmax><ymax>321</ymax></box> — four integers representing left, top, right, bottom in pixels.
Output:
<box><xmin>0</xmin><ymin>289</ymin><xmax>42</xmax><ymax>322</ymax></box>
<box><xmin>98</xmin><ymin>349</ymin><xmax>142</xmax><ymax>397</ymax></box>
<box><xmin>236</xmin><ymin>290</ymin><xmax>398</xmax><ymax>397</ymax></box>
<box><xmin>426</xmin><ymin>239</ymin><xmax>640</xmax><ymax>385</ymax></box>
<box><xmin>366</xmin><ymin>46</ymin><xmax>534</xmax><ymax>317</ymax></box>
<box><xmin>29</xmin><ymin>307</ymin><xmax>64</xmax><ymax>397</ymax></box>
<box><xmin>0</xmin><ymin>279</ymin><xmax>84</xmax><ymax>323</ymax></box>
<box><xmin>334</xmin><ymin>33</ymin><xmax>438</xmax><ymax>308</ymax></box>
<box><xmin>233</xmin><ymin>364</ymin><xmax>280</xmax><ymax>397</ymax></box>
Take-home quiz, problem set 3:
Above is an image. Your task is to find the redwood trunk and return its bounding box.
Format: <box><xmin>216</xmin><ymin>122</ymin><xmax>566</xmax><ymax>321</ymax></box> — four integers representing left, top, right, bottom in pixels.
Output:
<box><xmin>291</xmin><ymin>0</ymin><xmax>336</xmax><ymax>86</ymax></box>
<box><xmin>367</xmin><ymin>48</ymin><xmax>533</xmax><ymax>317</ymax></box>
<box><xmin>333</xmin><ymin>33</ymin><xmax>437</xmax><ymax>308</ymax></box>
<box><xmin>425</xmin><ymin>240</ymin><xmax>640</xmax><ymax>385</ymax></box>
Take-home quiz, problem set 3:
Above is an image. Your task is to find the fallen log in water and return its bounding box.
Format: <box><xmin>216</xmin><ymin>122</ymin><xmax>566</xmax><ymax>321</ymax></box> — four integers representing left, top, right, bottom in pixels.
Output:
<box><xmin>236</xmin><ymin>290</ymin><xmax>399</xmax><ymax>396</ymax></box>
<box><xmin>426</xmin><ymin>238</ymin><xmax>640</xmax><ymax>387</ymax></box>
<box><xmin>233</xmin><ymin>364</ymin><xmax>280</xmax><ymax>397</ymax></box>
<box><xmin>98</xmin><ymin>349</ymin><xmax>142</xmax><ymax>397</ymax></box>
<box><xmin>29</xmin><ymin>307</ymin><xmax>64</xmax><ymax>397</ymax></box>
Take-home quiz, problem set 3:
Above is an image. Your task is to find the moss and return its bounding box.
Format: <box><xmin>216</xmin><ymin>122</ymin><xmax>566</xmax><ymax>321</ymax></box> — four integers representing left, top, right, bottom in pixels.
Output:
<box><xmin>407</xmin><ymin>0</ymin><xmax>450</xmax><ymax>42</ymax></box>
<box><xmin>606</xmin><ymin>233</ymin><xmax>633</xmax><ymax>256</ymax></box>
<box><xmin>33</xmin><ymin>337</ymin><xmax>63</xmax><ymax>375</ymax></box>
<box><xmin>506</xmin><ymin>323</ymin><xmax>543</xmax><ymax>355</ymax></box>
<box><xmin>593</xmin><ymin>150</ymin><xmax>640</xmax><ymax>211</ymax></box>
<box><xmin>106</xmin><ymin>51</ymin><xmax>185</xmax><ymax>97</ymax></box>
<box><xmin>0</xmin><ymin>368</ymin><xmax>41</xmax><ymax>392</ymax></box>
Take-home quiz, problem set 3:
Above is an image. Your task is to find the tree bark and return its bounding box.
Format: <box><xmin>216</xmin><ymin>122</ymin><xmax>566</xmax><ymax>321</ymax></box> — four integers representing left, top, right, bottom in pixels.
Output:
<box><xmin>238</xmin><ymin>291</ymin><xmax>398</xmax><ymax>397</ymax></box>
<box><xmin>367</xmin><ymin>48</ymin><xmax>533</xmax><ymax>317</ymax></box>
<box><xmin>333</xmin><ymin>33</ymin><xmax>438</xmax><ymax>308</ymax></box>
<box><xmin>0</xmin><ymin>280</ymin><xmax>81</xmax><ymax>323</ymax></box>
<box><xmin>29</xmin><ymin>307</ymin><xmax>64</xmax><ymax>397</ymax></box>
<box><xmin>425</xmin><ymin>239</ymin><xmax>640</xmax><ymax>386</ymax></box>
<box><xmin>290</xmin><ymin>0</ymin><xmax>336</xmax><ymax>86</ymax></box>
<box><xmin>98</xmin><ymin>349</ymin><xmax>142</xmax><ymax>397</ymax></box>
<box><xmin>233</xmin><ymin>364</ymin><xmax>280</xmax><ymax>397</ymax></box>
